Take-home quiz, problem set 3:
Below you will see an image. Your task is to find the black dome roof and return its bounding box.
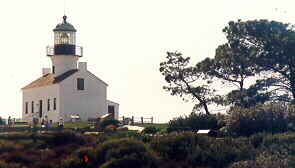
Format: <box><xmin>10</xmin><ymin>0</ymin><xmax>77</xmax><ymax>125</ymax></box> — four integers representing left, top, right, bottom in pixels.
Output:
<box><xmin>53</xmin><ymin>15</ymin><xmax>76</xmax><ymax>32</ymax></box>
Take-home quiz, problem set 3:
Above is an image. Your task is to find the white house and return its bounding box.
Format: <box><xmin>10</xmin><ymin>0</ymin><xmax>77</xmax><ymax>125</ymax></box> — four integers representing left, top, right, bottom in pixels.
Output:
<box><xmin>21</xmin><ymin>15</ymin><xmax>119</xmax><ymax>122</ymax></box>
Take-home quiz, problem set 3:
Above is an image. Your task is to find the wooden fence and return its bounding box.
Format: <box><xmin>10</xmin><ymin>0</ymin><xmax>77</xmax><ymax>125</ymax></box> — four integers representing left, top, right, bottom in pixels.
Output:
<box><xmin>119</xmin><ymin>116</ymin><xmax>153</xmax><ymax>125</ymax></box>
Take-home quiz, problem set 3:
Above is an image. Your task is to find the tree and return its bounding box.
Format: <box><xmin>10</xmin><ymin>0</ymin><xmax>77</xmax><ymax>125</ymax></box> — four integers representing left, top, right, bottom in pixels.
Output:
<box><xmin>160</xmin><ymin>51</ymin><xmax>216</xmax><ymax>114</ymax></box>
<box><xmin>223</xmin><ymin>19</ymin><xmax>295</xmax><ymax>104</ymax></box>
<box><xmin>196</xmin><ymin>42</ymin><xmax>262</xmax><ymax>107</ymax></box>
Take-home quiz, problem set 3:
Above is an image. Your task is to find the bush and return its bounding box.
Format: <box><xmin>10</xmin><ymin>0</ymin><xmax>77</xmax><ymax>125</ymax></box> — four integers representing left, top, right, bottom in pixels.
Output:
<box><xmin>150</xmin><ymin>131</ymin><xmax>197</xmax><ymax>161</ymax></box>
<box><xmin>94</xmin><ymin>138</ymin><xmax>160</xmax><ymax>168</ymax></box>
<box><xmin>250</xmin><ymin>133</ymin><xmax>264</xmax><ymax>148</ymax></box>
<box><xmin>229</xmin><ymin>144</ymin><xmax>290</xmax><ymax>168</ymax></box>
<box><xmin>150</xmin><ymin>131</ymin><xmax>255</xmax><ymax>167</ymax></box>
<box><xmin>0</xmin><ymin>160</ymin><xmax>21</xmax><ymax>168</ymax></box>
<box><xmin>167</xmin><ymin>127</ymin><xmax>191</xmax><ymax>133</ymax></box>
<box><xmin>142</xmin><ymin>125</ymin><xmax>157</xmax><ymax>134</ymax></box>
<box><xmin>169</xmin><ymin>112</ymin><xmax>223</xmax><ymax>131</ymax></box>
<box><xmin>58</xmin><ymin>158</ymin><xmax>87</xmax><ymax>168</ymax></box>
<box><xmin>227</xmin><ymin>103</ymin><xmax>288</xmax><ymax>136</ymax></box>
<box><xmin>5</xmin><ymin>149</ymin><xmax>41</xmax><ymax>165</ymax></box>
<box><xmin>48</xmin><ymin>130</ymin><xmax>86</xmax><ymax>146</ymax></box>
<box><xmin>93</xmin><ymin>131</ymin><xmax>152</xmax><ymax>145</ymax></box>
<box><xmin>100</xmin><ymin>119</ymin><xmax>121</xmax><ymax>128</ymax></box>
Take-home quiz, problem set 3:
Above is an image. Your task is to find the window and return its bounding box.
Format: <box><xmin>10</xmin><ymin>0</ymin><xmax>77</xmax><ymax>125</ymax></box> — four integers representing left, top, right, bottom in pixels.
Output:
<box><xmin>77</xmin><ymin>78</ymin><xmax>84</xmax><ymax>90</ymax></box>
<box><xmin>47</xmin><ymin>99</ymin><xmax>50</xmax><ymax>111</ymax></box>
<box><xmin>54</xmin><ymin>98</ymin><xmax>57</xmax><ymax>110</ymax></box>
<box><xmin>25</xmin><ymin>102</ymin><xmax>28</xmax><ymax>114</ymax></box>
<box><xmin>52</xmin><ymin>66</ymin><xmax>55</xmax><ymax>74</ymax></box>
<box><xmin>31</xmin><ymin>101</ymin><xmax>34</xmax><ymax>113</ymax></box>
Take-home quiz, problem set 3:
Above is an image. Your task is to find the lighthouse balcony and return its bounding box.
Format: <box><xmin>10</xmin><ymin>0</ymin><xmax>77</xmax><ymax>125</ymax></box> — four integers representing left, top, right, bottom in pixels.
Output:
<box><xmin>46</xmin><ymin>45</ymin><xmax>83</xmax><ymax>57</ymax></box>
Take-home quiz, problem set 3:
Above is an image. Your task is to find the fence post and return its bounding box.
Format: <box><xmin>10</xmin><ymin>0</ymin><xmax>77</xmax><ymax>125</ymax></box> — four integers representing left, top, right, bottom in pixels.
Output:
<box><xmin>141</xmin><ymin>117</ymin><xmax>143</xmax><ymax>125</ymax></box>
<box><xmin>131</xmin><ymin>116</ymin><xmax>134</xmax><ymax>125</ymax></box>
<box><xmin>151</xmin><ymin>117</ymin><xmax>153</xmax><ymax>124</ymax></box>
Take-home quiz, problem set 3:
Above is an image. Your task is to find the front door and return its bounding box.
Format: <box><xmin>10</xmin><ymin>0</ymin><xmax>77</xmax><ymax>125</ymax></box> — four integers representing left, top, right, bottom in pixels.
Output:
<box><xmin>108</xmin><ymin>106</ymin><xmax>115</xmax><ymax>119</ymax></box>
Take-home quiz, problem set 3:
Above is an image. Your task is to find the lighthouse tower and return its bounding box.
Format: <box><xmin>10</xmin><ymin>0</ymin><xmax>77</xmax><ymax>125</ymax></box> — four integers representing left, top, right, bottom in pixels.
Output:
<box><xmin>46</xmin><ymin>15</ymin><xmax>83</xmax><ymax>78</ymax></box>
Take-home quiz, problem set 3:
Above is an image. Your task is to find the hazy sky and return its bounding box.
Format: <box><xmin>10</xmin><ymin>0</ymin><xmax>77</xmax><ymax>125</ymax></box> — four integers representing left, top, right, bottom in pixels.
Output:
<box><xmin>0</xmin><ymin>0</ymin><xmax>294</xmax><ymax>123</ymax></box>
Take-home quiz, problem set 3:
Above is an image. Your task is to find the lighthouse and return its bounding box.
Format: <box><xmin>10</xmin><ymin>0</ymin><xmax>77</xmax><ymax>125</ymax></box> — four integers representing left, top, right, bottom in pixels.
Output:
<box><xmin>46</xmin><ymin>15</ymin><xmax>83</xmax><ymax>78</ymax></box>
<box><xmin>22</xmin><ymin>16</ymin><xmax>119</xmax><ymax>122</ymax></box>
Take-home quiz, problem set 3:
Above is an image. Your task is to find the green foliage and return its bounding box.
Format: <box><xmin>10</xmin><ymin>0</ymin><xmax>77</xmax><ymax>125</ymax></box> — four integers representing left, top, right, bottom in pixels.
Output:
<box><xmin>249</xmin><ymin>133</ymin><xmax>264</xmax><ymax>148</ymax></box>
<box><xmin>160</xmin><ymin>51</ymin><xmax>214</xmax><ymax>114</ymax></box>
<box><xmin>230</xmin><ymin>144</ymin><xmax>290</xmax><ymax>168</ymax></box>
<box><xmin>48</xmin><ymin>130</ymin><xmax>86</xmax><ymax>146</ymax></box>
<box><xmin>150</xmin><ymin>131</ymin><xmax>254</xmax><ymax>167</ymax></box>
<box><xmin>94</xmin><ymin>138</ymin><xmax>160</xmax><ymax>168</ymax></box>
<box><xmin>197</xmin><ymin>42</ymin><xmax>260</xmax><ymax>107</ymax></box>
<box><xmin>223</xmin><ymin>19</ymin><xmax>295</xmax><ymax>104</ymax></box>
<box><xmin>93</xmin><ymin>131</ymin><xmax>153</xmax><ymax>144</ymax></box>
<box><xmin>150</xmin><ymin>131</ymin><xmax>198</xmax><ymax>161</ymax></box>
<box><xmin>100</xmin><ymin>119</ymin><xmax>121</xmax><ymax>128</ymax></box>
<box><xmin>167</xmin><ymin>127</ymin><xmax>191</xmax><ymax>133</ymax></box>
<box><xmin>142</xmin><ymin>125</ymin><xmax>157</xmax><ymax>134</ymax></box>
<box><xmin>228</xmin><ymin>103</ymin><xmax>288</xmax><ymax>136</ymax></box>
<box><xmin>58</xmin><ymin>158</ymin><xmax>86</xmax><ymax>168</ymax></box>
<box><xmin>168</xmin><ymin>112</ymin><xmax>223</xmax><ymax>131</ymax></box>
<box><xmin>0</xmin><ymin>160</ymin><xmax>21</xmax><ymax>168</ymax></box>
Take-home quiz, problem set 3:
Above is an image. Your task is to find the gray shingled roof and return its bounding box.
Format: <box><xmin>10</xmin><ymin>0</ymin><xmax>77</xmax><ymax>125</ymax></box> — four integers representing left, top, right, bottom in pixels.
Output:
<box><xmin>22</xmin><ymin>69</ymin><xmax>78</xmax><ymax>89</ymax></box>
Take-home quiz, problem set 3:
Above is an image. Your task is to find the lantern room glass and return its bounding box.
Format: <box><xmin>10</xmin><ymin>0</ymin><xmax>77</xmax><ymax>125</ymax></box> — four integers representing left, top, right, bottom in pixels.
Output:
<box><xmin>54</xmin><ymin>31</ymin><xmax>76</xmax><ymax>45</ymax></box>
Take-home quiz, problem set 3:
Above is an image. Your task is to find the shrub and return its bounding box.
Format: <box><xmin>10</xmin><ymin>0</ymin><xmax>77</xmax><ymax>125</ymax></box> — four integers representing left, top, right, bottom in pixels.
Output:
<box><xmin>150</xmin><ymin>131</ymin><xmax>197</xmax><ymax>161</ymax></box>
<box><xmin>94</xmin><ymin>138</ymin><xmax>160</xmax><ymax>168</ymax></box>
<box><xmin>142</xmin><ymin>125</ymin><xmax>157</xmax><ymax>134</ymax></box>
<box><xmin>58</xmin><ymin>157</ymin><xmax>87</xmax><ymax>168</ymax></box>
<box><xmin>0</xmin><ymin>160</ymin><xmax>21</xmax><ymax>168</ymax></box>
<box><xmin>169</xmin><ymin>112</ymin><xmax>223</xmax><ymax>132</ymax></box>
<box><xmin>227</xmin><ymin>103</ymin><xmax>288</xmax><ymax>136</ymax></box>
<box><xmin>5</xmin><ymin>149</ymin><xmax>41</xmax><ymax>165</ymax></box>
<box><xmin>167</xmin><ymin>127</ymin><xmax>191</xmax><ymax>133</ymax></box>
<box><xmin>250</xmin><ymin>133</ymin><xmax>264</xmax><ymax>148</ymax></box>
<box><xmin>110</xmin><ymin>131</ymin><xmax>152</xmax><ymax>143</ymax></box>
<box><xmin>150</xmin><ymin>131</ymin><xmax>254</xmax><ymax>167</ymax></box>
<box><xmin>48</xmin><ymin>130</ymin><xmax>86</xmax><ymax>146</ymax></box>
<box><xmin>229</xmin><ymin>144</ymin><xmax>290</xmax><ymax>168</ymax></box>
<box><xmin>100</xmin><ymin>119</ymin><xmax>121</xmax><ymax>128</ymax></box>
<box><xmin>53</xmin><ymin>143</ymin><xmax>80</xmax><ymax>158</ymax></box>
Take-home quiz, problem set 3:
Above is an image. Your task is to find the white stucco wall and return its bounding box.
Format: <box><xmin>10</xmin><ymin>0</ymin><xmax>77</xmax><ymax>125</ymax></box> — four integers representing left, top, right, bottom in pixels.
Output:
<box><xmin>50</xmin><ymin>55</ymin><xmax>79</xmax><ymax>78</ymax></box>
<box><xmin>59</xmin><ymin>69</ymin><xmax>108</xmax><ymax>121</ymax></box>
<box><xmin>22</xmin><ymin>84</ymin><xmax>60</xmax><ymax>122</ymax></box>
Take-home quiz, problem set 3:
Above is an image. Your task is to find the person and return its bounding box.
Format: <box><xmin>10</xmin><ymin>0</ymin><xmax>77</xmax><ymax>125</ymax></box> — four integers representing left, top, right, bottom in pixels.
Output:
<box><xmin>41</xmin><ymin>118</ymin><xmax>45</xmax><ymax>127</ymax></box>
<box><xmin>8</xmin><ymin>116</ymin><xmax>12</xmax><ymax>125</ymax></box>
<box><xmin>45</xmin><ymin>116</ymin><xmax>50</xmax><ymax>128</ymax></box>
<box><xmin>58</xmin><ymin>117</ymin><xmax>64</xmax><ymax>129</ymax></box>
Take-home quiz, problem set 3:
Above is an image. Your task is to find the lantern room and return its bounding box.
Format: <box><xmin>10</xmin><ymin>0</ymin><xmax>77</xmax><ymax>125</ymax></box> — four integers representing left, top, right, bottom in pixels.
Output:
<box><xmin>47</xmin><ymin>15</ymin><xmax>82</xmax><ymax>57</ymax></box>
<box><xmin>53</xmin><ymin>15</ymin><xmax>76</xmax><ymax>45</ymax></box>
